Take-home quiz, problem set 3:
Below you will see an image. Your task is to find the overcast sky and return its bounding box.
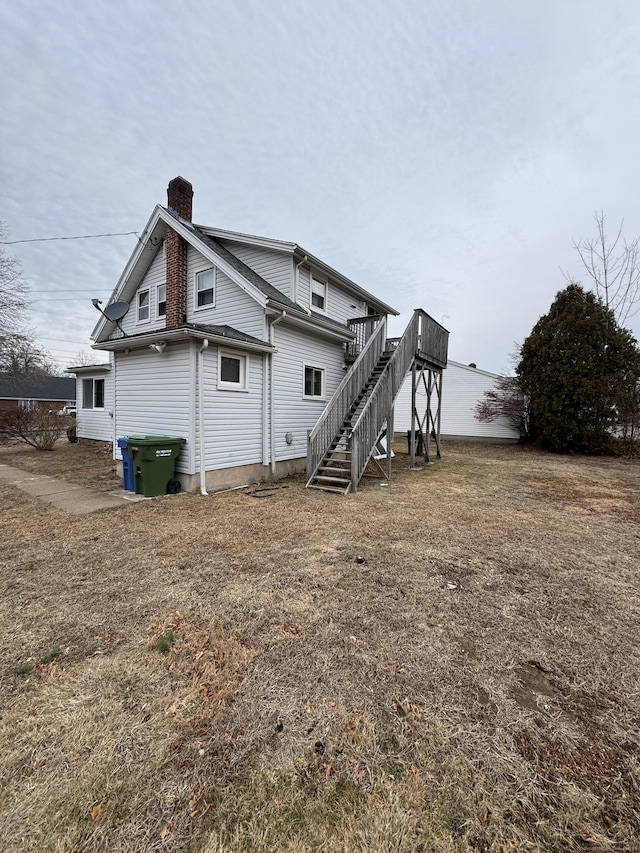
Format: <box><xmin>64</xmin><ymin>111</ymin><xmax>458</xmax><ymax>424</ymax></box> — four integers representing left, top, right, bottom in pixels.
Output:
<box><xmin>2</xmin><ymin>0</ymin><xmax>640</xmax><ymax>374</ymax></box>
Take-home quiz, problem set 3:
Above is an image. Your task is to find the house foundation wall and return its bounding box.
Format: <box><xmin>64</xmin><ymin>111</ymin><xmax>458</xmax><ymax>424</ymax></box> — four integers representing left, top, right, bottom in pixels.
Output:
<box><xmin>116</xmin><ymin>456</ymin><xmax>307</xmax><ymax>494</ymax></box>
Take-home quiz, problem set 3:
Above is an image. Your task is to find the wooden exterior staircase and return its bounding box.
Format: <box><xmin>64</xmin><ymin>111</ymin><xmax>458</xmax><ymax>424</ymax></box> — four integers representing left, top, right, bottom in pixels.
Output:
<box><xmin>306</xmin><ymin>310</ymin><xmax>448</xmax><ymax>494</ymax></box>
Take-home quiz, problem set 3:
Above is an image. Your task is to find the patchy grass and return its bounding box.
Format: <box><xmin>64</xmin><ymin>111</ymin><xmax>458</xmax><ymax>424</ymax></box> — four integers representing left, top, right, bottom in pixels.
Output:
<box><xmin>0</xmin><ymin>441</ymin><xmax>639</xmax><ymax>852</ymax></box>
<box><xmin>0</xmin><ymin>437</ymin><xmax>121</xmax><ymax>489</ymax></box>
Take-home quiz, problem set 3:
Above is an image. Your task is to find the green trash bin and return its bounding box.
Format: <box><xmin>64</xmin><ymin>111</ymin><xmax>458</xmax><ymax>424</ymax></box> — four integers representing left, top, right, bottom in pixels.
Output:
<box><xmin>127</xmin><ymin>435</ymin><xmax>186</xmax><ymax>497</ymax></box>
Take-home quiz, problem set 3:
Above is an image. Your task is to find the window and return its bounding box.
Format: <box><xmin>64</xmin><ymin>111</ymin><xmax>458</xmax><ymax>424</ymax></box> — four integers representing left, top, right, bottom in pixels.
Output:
<box><xmin>304</xmin><ymin>365</ymin><xmax>324</xmax><ymax>398</ymax></box>
<box><xmin>157</xmin><ymin>283</ymin><xmax>166</xmax><ymax>317</ymax></box>
<box><xmin>137</xmin><ymin>289</ymin><xmax>150</xmax><ymax>322</ymax></box>
<box><xmin>196</xmin><ymin>268</ymin><xmax>215</xmax><ymax>308</ymax></box>
<box><xmin>82</xmin><ymin>378</ymin><xmax>105</xmax><ymax>409</ymax></box>
<box><xmin>218</xmin><ymin>350</ymin><xmax>248</xmax><ymax>390</ymax></box>
<box><xmin>311</xmin><ymin>275</ymin><xmax>327</xmax><ymax>312</ymax></box>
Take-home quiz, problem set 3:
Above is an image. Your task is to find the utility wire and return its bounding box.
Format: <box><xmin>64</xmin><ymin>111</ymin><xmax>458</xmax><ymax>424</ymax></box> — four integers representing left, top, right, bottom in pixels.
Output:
<box><xmin>0</xmin><ymin>231</ymin><xmax>140</xmax><ymax>245</ymax></box>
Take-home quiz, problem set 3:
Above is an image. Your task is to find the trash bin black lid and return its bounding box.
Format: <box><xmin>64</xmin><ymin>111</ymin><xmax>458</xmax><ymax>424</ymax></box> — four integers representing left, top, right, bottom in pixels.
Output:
<box><xmin>126</xmin><ymin>435</ymin><xmax>186</xmax><ymax>446</ymax></box>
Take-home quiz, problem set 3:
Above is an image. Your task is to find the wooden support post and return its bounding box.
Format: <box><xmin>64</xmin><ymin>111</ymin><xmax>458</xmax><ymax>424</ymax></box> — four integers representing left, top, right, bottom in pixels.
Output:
<box><xmin>350</xmin><ymin>433</ymin><xmax>358</xmax><ymax>493</ymax></box>
<box><xmin>425</xmin><ymin>368</ymin><xmax>433</xmax><ymax>464</ymax></box>
<box><xmin>435</xmin><ymin>369</ymin><xmax>443</xmax><ymax>459</ymax></box>
<box><xmin>386</xmin><ymin>409</ymin><xmax>394</xmax><ymax>481</ymax></box>
<box><xmin>410</xmin><ymin>360</ymin><xmax>417</xmax><ymax>468</ymax></box>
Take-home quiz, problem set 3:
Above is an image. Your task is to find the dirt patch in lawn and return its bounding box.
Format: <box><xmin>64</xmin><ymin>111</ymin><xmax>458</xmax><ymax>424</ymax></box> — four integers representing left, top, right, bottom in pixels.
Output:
<box><xmin>1</xmin><ymin>441</ymin><xmax>639</xmax><ymax>852</ymax></box>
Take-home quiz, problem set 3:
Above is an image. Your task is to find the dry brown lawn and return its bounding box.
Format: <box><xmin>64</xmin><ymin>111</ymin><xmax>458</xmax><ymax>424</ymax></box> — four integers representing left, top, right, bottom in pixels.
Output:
<box><xmin>1</xmin><ymin>440</ymin><xmax>639</xmax><ymax>852</ymax></box>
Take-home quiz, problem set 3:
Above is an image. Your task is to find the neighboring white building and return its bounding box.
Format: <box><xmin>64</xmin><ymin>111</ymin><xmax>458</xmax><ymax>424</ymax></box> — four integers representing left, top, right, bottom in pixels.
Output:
<box><xmin>69</xmin><ymin>362</ymin><xmax>114</xmax><ymax>443</ymax></box>
<box><xmin>77</xmin><ymin>177</ymin><xmax>448</xmax><ymax>493</ymax></box>
<box><xmin>395</xmin><ymin>360</ymin><xmax>519</xmax><ymax>442</ymax></box>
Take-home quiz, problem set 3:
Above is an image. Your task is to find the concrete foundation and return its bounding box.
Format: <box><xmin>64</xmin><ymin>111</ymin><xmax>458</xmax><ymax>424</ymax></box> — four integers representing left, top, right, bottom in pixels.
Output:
<box><xmin>116</xmin><ymin>456</ymin><xmax>307</xmax><ymax>494</ymax></box>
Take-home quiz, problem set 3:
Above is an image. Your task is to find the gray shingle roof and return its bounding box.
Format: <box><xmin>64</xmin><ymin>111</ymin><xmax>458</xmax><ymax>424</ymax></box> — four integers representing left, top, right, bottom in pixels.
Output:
<box><xmin>181</xmin><ymin>323</ymin><xmax>269</xmax><ymax>347</ymax></box>
<box><xmin>0</xmin><ymin>375</ymin><xmax>76</xmax><ymax>401</ymax></box>
<box><xmin>191</xmin><ymin>225</ymin><xmax>300</xmax><ymax>310</ymax></box>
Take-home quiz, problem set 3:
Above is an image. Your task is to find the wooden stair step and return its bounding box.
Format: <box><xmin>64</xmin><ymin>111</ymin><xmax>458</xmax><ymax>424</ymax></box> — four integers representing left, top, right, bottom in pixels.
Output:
<box><xmin>314</xmin><ymin>474</ymin><xmax>351</xmax><ymax>485</ymax></box>
<box><xmin>307</xmin><ymin>483</ymin><xmax>350</xmax><ymax>494</ymax></box>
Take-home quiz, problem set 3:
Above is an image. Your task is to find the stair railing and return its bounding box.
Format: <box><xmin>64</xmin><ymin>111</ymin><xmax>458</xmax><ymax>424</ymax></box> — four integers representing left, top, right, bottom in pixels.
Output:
<box><xmin>349</xmin><ymin>311</ymin><xmax>421</xmax><ymax>490</ymax></box>
<box><xmin>307</xmin><ymin>315</ymin><xmax>387</xmax><ymax>480</ymax></box>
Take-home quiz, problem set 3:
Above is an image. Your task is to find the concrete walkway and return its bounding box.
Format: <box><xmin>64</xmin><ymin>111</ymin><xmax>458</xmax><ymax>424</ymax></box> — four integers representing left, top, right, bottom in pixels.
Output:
<box><xmin>0</xmin><ymin>463</ymin><xmax>148</xmax><ymax>514</ymax></box>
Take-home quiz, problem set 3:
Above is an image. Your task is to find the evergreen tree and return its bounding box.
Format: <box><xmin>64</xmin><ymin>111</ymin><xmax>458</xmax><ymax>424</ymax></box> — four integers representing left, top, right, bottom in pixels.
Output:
<box><xmin>517</xmin><ymin>283</ymin><xmax>640</xmax><ymax>453</ymax></box>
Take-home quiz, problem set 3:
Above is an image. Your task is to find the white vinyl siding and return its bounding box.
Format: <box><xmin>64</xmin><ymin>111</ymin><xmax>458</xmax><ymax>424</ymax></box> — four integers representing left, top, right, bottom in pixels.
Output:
<box><xmin>394</xmin><ymin>361</ymin><xmax>520</xmax><ymax>441</ymax></box>
<box><xmin>297</xmin><ymin>266</ymin><xmax>365</xmax><ymax>326</ymax></box>
<box><xmin>114</xmin><ymin>346</ymin><xmax>192</xmax><ymax>473</ymax></box>
<box><xmin>196</xmin><ymin>346</ymin><xmax>264</xmax><ymax>471</ymax></box>
<box><xmin>272</xmin><ymin>324</ymin><xmax>345</xmax><ymax>462</ymax></box>
<box><xmin>185</xmin><ymin>246</ymin><xmax>266</xmax><ymax>340</ymax></box>
<box><xmin>75</xmin><ymin>367</ymin><xmax>114</xmax><ymax>443</ymax></box>
<box><xmin>219</xmin><ymin>242</ymin><xmax>293</xmax><ymax>298</ymax></box>
<box><xmin>119</xmin><ymin>247</ymin><xmax>167</xmax><ymax>336</ymax></box>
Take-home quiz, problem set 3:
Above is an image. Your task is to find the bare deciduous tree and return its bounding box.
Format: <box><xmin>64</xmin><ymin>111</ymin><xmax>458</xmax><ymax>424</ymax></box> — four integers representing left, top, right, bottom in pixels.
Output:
<box><xmin>0</xmin><ymin>334</ymin><xmax>57</xmax><ymax>378</ymax></box>
<box><xmin>0</xmin><ymin>223</ymin><xmax>29</xmax><ymax>337</ymax></box>
<box><xmin>475</xmin><ymin>373</ymin><xmax>531</xmax><ymax>439</ymax></box>
<box><xmin>571</xmin><ymin>210</ymin><xmax>640</xmax><ymax>326</ymax></box>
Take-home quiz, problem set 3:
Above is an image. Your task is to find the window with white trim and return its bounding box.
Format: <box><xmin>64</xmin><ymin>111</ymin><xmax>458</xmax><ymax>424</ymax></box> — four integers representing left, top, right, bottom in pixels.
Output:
<box><xmin>304</xmin><ymin>365</ymin><xmax>324</xmax><ymax>399</ymax></box>
<box><xmin>196</xmin><ymin>268</ymin><xmax>215</xmax><ymax>308</ymax></box>
<box><xmin>157</xmin><ymin>283</ymin><xmax>166</xmax><ymax>317</ymax></box>
<box><xmin>218</xmin><ymin>350</ymin><xmax>248</xmax><ymax>391</ymax></box>
<box><xmin>310</xmin><ymin>275</ymin><xmax>327</xmax><ymax>312</ymax></box>
<box><xmin>82</xmin><ymin>378</ymin><xmax>105</xmax><ymax>409</ymax></box>
<box><xmin>137</xmin><ymin>289</ymin><xmax>150</xmax><ymax>322</ymax></box>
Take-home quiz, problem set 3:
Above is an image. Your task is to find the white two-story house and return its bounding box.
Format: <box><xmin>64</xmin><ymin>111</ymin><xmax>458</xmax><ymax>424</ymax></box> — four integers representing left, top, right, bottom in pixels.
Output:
<box><xmin>74</xmin><ymin>177</ymin><xmax>448</xmax><ymax>494</ymax></box>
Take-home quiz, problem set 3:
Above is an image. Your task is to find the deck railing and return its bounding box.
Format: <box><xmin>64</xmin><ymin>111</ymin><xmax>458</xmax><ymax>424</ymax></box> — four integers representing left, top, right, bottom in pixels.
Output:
<box><xmin>416</xmin><ymin>310</ymin><xmax>449</xmax><ymax>369</ymax></box>
<box><xmin>306</xmin><ymin>315</ymin><xmax>387</xmax><ymax>480</ymax></box>
<box><xmin>345</xmin><ymin>315</ymin><xmax>382</xmax><ymax>362</ymax></box>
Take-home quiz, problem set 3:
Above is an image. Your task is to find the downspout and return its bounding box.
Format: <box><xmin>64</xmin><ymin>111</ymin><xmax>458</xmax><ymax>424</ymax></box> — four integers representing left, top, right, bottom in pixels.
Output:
<box><xmin>198</xmin><ymin>339</ymin><xmax>209</xmax><ymax>495</ymax></box>
<box><xmin>268</xmin><ymin>311</ymin><xmax>286</xmax><ymax>476</ymax></box>
<box><xmin>294</xmin><ymin>255</ymin><xmax>307</xmax><ymax>306</ymax></box>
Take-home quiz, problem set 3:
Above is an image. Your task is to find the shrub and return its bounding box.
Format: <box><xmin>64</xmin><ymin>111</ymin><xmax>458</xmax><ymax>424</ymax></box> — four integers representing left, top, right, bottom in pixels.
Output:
<box><xmin>0</xmin><ymin>406</ymin><xmax>72</xmax><ymax>451</ymax></box>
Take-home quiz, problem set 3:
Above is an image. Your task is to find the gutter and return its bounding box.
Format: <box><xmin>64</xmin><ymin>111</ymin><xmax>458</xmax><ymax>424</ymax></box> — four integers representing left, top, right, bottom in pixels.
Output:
<box><xmin>198</xmin><ymin>339</ymin><xmax>209</xmax><ymax>495</ymax></box>
<box><xmin>293</xmin><ymin>254</ymin><xmax>307</xmax><ymax>308</ymax></box>
<box><xmin>268</xmin><ymin>311</ymin><xmax>286</xmax><ymax>476</ymax></box>
<box><xmin>93</xmin><ymin>326</ymin><xmax>275</xmax><ymax>355</ymax></box>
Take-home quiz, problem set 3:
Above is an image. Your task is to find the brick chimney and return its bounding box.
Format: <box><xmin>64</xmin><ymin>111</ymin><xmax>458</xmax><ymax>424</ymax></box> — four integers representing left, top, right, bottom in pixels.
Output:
<box><xmin>165</xmin><ymin>176</ymin><xmax>193</xmax><ymax>327</ymax></box>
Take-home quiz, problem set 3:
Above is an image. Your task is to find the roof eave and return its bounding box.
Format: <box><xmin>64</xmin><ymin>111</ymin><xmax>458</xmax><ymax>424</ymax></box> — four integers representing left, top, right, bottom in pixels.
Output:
<box><xmin>93</xmin><ymin>326</ymin><xmax>275</xmax><ymax>355</ymax></box>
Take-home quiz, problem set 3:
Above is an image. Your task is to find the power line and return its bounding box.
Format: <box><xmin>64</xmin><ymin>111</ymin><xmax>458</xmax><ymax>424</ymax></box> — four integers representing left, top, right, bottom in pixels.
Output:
<box><xmin>0</xmin><ymin>231</ymin><xmax>141</xmax><ymax>245</ymax></box>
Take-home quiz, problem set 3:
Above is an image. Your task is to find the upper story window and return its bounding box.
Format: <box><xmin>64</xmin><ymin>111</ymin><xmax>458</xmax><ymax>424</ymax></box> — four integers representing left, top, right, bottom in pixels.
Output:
<box><xmin>157</xmin><ymin>283</ymin><xmax>166</xmax><ymax>317</ymax></box>
<box><xmin>311</xmin><ymin>275</ymin><xmax>327</xmax><ymax>313</ymax></box>
<box><xmin>137</xmin><ymin>289</ymin><xmax>150</xmax><ymax>322</ymax></box>
<box><xmin>196</xmin><ymin>268</ymin><xmax>215</xmax><ymax>309</ymax></box>
<box><xmin>218</xmin><ymin>350</ymin><xmax>248</xmax><ymax>391</ymax></box>
<box><xmin>303</xmin><ymin>365</ymin><xmax>325</xmax><ymax>399</ymax></box>
<box><xmin>82</xmin><ymin>378</ymin><xmax>105</xmax><ymax>409</ymax></box>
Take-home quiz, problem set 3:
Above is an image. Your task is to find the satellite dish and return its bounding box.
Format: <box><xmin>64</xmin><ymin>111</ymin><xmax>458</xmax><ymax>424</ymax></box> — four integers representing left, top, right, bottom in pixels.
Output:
<box><xmin>102</xmin><ymin>301</ymin><xmax>130</xmax><ymax>322</ymax></box>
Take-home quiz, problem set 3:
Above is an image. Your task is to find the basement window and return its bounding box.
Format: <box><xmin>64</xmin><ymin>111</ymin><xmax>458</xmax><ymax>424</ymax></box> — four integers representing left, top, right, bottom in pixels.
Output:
<box><xmin>304</xmin><ymin>365</ymin><xmax>324</xmax><ymax>399</ymax></box>
<box><xmin>196</xmin><ymin>268</ymin><xmax>215</xmax><ymax>308</ymax></box>
<box><xmin>82</xmin><ymin>378</ymin><xmax>105</xmax><ymax>410</ymax></box>
<box><xmin>157</xmin><ymin>283</ymin><xmax>166</xmax><ymax>317</ymax></box>
<box><xmin>310</xmin><ymin>276</ymin><xmax>327</xmax><ymax>313</ymax></box>
<box><xmin>218</xmin><ymin>350</ymin><xmax>248</xmax><ymax>391</ymax></box>
<box><xmin>137</xmin><ymin>289</ymin><xmax>150</xmax><ymax>323</ymax></box>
